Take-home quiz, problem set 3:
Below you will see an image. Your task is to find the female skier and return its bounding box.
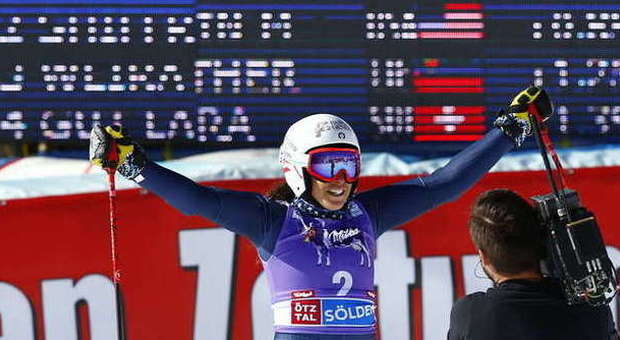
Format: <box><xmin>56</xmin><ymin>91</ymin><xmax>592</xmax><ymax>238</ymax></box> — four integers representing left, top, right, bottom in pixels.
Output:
<box><xmin>90</xmin><ymin>86</ymin><xmax>552</xmax><ymax>339</ymax></box>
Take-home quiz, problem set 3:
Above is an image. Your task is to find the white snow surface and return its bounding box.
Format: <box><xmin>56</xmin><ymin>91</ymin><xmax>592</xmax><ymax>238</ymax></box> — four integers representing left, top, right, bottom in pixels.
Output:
<box><xmin>1</xmin><ymin>146</ymin><xmax>619</xmax><ymax>200</ymax></box>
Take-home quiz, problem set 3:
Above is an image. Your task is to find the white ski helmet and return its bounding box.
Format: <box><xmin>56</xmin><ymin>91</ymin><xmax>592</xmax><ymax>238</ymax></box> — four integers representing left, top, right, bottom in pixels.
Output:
<box><xmin>278</xmin><ymin>113</ymin><xmax>360</xmax><ymax>197</ymax></box>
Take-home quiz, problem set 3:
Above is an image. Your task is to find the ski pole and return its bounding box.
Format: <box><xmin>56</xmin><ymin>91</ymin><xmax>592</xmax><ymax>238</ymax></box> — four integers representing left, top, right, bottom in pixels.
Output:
<box><xmin>103</xmin><ymin>138</ymin><xmax>126</xmax><ymax>340</ymax></box>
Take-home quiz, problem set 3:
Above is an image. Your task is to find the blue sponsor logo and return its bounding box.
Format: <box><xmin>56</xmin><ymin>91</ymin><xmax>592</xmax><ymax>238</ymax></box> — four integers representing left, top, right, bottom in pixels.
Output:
<box><xmin>322</xmin><ymin>299</ymin><xmax>375</xmax><ymax>326</ymax></box>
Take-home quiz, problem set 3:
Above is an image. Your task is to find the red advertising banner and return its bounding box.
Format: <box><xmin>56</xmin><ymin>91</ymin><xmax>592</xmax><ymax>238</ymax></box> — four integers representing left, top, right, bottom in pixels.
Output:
<box><xmin>1</xmin><ymin>167</ymin><xmax>619</xmax><ymax>340</ymax></box>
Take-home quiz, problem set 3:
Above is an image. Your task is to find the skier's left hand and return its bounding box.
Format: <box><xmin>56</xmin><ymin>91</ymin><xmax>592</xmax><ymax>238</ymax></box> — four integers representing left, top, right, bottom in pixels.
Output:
<box><xmin>494</xmin><ymin>85</ymin><xmax>553</xmax><ymax>147</ymax></box>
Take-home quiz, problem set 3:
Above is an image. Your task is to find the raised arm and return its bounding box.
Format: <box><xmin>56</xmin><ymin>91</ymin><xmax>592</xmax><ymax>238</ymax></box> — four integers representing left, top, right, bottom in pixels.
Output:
<box><xmin>358</xmin><ymin>85</ymin><xmax>553</xmax><ymax>236</ymax></box>
<box><xmin>137</xmin><ymin>161</ymin><xmax>276</xmax><ymax>245</ymax></box>
<box><xmin>357</xmin><ymin>128</ymin><xmax>513</xmax><ymax>236</ymax></box>
<box><xmin>89</xmin><ymin>125</ymin><xmax>282</xmax><ymax>247</ymax></box>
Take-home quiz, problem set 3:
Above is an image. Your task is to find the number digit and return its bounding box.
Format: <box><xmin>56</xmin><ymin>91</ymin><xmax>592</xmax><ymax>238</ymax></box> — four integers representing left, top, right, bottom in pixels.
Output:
<box><xmin>332</xmin><ymin>271</ymin><xmax>353</xmax><ymax>296</ymax></box>
<box><xmin>179</xmin><ymin>229</ymin><xmax>235</xmax><ymax>340</ymax></box>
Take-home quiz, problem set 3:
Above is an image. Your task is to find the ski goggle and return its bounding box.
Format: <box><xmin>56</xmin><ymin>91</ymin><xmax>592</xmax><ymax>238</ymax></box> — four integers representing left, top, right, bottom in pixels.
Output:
<box><xmin>307</xmin><ymin>147</ymin><xmax>361</xmax><ymax>183</ymax></box>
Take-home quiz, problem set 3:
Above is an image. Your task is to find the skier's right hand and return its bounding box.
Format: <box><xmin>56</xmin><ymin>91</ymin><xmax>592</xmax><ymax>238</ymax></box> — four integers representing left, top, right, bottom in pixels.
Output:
<box><xmin>89</xmin><ymin>124</ymin><xmax>147</xmax><ymax>181</ymax></box>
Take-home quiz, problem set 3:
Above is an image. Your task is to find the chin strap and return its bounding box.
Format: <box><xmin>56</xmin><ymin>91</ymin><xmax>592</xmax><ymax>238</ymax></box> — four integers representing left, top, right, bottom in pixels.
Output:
<box><xmin>292</xmin><ymin>197</ymin><xmax>349</xmax><ymax>220</ymax></box>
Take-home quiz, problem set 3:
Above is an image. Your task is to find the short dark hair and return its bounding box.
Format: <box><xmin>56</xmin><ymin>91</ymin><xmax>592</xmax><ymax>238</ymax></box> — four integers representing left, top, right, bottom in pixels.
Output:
<box><xmin>469</xmin><ymin>189</ymin><xmax>545</xmax><ymax>275</ymax></box>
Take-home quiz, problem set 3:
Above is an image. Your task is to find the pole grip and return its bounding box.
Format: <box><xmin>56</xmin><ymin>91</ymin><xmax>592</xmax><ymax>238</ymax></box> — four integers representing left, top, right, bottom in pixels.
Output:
<box><xmin>103</xmin><ymin>138</ymin><xmax>120</xmax><ymax>171</ymax></box>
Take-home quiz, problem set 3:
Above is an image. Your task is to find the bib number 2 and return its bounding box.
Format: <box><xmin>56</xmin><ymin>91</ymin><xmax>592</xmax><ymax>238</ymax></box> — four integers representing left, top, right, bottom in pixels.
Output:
<box><xmin>332</xmin><ymin>271</ymin><xmax>353</xmax><ymax>296</ymax></box>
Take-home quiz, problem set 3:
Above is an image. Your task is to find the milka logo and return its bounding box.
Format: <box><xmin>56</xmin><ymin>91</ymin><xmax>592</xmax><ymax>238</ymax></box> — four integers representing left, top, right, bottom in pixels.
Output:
<box><xmin>298</xmin><ymin>218</ymin><xmax>371</xmax><ymax>268</ymax></box>
<box><xmin>314</xmin><ymin>120</ymin><xmax>350</xmax><ymax>138</ymax></box>
<box><xmin>327</xmin><ymin>228</ymin><xmax>361</xmax><ymax>243</ymax></box>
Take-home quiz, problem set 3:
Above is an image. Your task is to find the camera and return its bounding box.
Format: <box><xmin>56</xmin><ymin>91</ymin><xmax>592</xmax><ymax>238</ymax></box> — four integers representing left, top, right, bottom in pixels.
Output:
<box><xmin>532</xmin><ymin>189</ymin><xmax>617</xmax><ymax>306</ymax></box>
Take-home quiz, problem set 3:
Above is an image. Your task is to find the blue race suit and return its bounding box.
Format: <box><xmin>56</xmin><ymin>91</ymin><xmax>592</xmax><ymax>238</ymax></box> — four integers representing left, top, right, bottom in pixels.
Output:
<box><xmin>136</xmin><ymin>128</ymin><xmax>514</xmax><ymax>338</ymax></box>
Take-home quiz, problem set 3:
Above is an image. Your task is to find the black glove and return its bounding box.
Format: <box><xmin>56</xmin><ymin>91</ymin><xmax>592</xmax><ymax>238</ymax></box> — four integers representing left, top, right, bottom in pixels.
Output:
<box><xmin>89</xmin><ymin>124</ymin><xmax>147</xmax><ymax>181</ymax></box>
<box><xmin>494</xmin><ymin>85</ymin><xmax>554</xmax><ymax>147</ymax></box>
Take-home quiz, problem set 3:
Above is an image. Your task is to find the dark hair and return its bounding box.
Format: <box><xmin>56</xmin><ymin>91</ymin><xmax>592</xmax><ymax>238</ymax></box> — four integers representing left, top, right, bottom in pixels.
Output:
<box><xmin>267</xmin><ymin>181</ymin><xmax>296</xmax><ymax>202</ymax></box>
<box><xmin>267</xmin><ymin>168</ymin><xmax>314</xmax><ymax>202</ymax></box>
<box><xmin>469</xmin><ymin>189</ymin><xmax>546</xmax><ymax>275</ymax></box>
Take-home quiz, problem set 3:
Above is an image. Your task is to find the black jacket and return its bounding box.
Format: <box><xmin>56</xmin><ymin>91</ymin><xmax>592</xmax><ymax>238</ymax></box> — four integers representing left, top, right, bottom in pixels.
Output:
<box><xmin>448</xmin><ymin>278</ymin><xmax>617</xmax><ymax>340</ymax></box>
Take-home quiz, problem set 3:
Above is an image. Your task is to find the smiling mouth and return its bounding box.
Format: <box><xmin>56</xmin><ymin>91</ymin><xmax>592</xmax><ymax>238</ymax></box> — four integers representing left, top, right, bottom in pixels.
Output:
<box><xmin>327</xmin><ymin>188</ymin><xmax>345</xmax><ymax>197</ymax></box>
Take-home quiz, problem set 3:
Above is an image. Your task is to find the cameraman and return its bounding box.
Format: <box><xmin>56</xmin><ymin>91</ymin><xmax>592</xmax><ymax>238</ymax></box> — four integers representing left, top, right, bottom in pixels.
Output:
<box><xmin>448</xmin><ymin>189</ymin><xmax>617</xmax><ymax>340</ymax></box>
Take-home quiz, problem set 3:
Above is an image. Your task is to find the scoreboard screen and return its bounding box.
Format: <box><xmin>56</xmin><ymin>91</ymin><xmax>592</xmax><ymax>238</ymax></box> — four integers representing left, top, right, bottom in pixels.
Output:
<box><xmin>0</xmin><ymin>0</ymin><xmax>619</xmax><ymax>152</ymax></box>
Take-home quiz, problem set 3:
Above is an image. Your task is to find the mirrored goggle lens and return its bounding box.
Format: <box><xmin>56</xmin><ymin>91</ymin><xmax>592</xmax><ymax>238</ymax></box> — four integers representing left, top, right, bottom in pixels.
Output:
<box><xmin>309</xmin><ymin>150</ymin><xmax>360</xmax><ymax>181</ymax></box>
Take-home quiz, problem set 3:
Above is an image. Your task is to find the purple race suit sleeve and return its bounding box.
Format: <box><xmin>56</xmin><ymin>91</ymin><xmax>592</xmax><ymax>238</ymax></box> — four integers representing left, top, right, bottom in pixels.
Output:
<box><xmin>137</xmin><ymin>161</ymin><xmax>286</xmax><ymax>251</ymax></box>
<box><xmin>356</xmin><ymin>128</ymin><xmax>514</xmax><ymax>237</ymax></box>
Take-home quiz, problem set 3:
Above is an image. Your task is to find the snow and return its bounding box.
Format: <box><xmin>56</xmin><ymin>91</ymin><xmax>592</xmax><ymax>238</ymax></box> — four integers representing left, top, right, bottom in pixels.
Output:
<box><xmin>1</xmin><ymin>145</ymin><xmax>619</xmax><ymax>200</ymax></box>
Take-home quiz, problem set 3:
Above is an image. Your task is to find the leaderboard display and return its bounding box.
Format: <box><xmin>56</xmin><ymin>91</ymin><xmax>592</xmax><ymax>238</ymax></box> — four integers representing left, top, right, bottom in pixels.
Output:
<box><xmin>0</xmin><ymin>0</ymin><xmax>619</xmax><ymax>152</ymax></box>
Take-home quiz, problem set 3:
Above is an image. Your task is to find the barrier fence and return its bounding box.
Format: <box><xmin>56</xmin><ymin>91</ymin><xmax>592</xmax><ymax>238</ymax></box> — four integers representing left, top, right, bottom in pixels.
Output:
<box><xmin>1</xmin><ymin>167</ymin><xmax>619</xmax><ymax>340</ymax></box>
